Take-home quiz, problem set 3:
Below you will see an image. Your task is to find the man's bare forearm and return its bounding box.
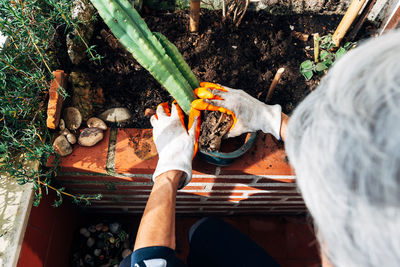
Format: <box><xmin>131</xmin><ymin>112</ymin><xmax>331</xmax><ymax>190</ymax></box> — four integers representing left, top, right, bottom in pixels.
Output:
<box><xmin>134</xmin><ymin>170</ymin><xmax>183</xmax><ymax>251</ymax></box>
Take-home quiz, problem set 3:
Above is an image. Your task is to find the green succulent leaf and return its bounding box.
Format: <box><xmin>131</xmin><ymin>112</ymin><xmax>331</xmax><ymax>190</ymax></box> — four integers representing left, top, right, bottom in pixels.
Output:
<box><xmin>89</xmin><ymin>0</ymin><xmax>197</xmax><ymax>114</ymax></box>
<box><xmin>320</xmin><ymin>50</ymin><xmax>330</xmax><ymax>60</ymax></box>
<box><xmin>315</xmin><ymin>62</ymin><xmax>328</xmax><ymax>72</ymax></box>
<box><xmin>301</xmin><ymin>70</ymin><xmax>313</xmax><ymax>81</ymax></box>
<box><xmin>335</xmin><ymin>47</ymin><xmax>347</xmax><ymax>61</ymax></box>
<box><xmin>300</xmin><ymin>60</ymin><xmax>314</xmax><ymax>70</ymax></box>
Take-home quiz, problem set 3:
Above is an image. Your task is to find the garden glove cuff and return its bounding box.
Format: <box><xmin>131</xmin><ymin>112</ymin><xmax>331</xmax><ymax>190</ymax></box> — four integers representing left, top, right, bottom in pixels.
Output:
<box><xmin>151</xmin><ymin>102</ymin><xmax>198</xmax><ymax>189</ymax></box>
<box><xmin>194</xmin><ymin>82</ymin><xmax>282</xmax><ymax>139</ymax></box>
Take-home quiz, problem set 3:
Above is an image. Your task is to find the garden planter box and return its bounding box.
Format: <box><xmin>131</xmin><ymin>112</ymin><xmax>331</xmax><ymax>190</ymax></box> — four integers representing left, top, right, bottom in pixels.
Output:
<box><xmin>48</xmin><ymin>121</ymin><xmax>303</xmax><ymax>215</ymax></box>
<box><xmin>47</xmin><ymin>67</ymin><xmax>301</xmax><ymax>214</ymax></box>
<box><xmin>50</xmin><ymin>129</ymin><xmax>302</xmax><ymax>214</ymax></box>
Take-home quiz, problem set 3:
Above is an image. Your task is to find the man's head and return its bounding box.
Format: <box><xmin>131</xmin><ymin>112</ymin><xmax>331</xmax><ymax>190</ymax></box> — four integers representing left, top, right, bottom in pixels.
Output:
<box><xmin>286</xmin><ymin>30</ymin><xmax>400</xmax><ymax>267</ymax></box>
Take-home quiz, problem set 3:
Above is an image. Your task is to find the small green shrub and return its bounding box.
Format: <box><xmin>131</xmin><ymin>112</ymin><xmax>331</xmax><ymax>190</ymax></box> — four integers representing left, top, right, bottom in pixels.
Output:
<box><xmin>0</xmin><ymin>0</ymin><xmax>101</xmax><ymax>206</ymax></box>
<box><xmin>300</xmin><ymin>34</ymin><xmax>355</xmax><ymax>81</ymax></box>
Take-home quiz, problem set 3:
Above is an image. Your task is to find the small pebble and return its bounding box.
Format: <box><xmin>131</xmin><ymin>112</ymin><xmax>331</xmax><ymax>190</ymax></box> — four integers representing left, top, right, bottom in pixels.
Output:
<box><xmin>88</xmin><ymin>225</ymin><xmax>96</xmax><ymax>233</ymax></box>
<box><xmin>53</xmin><ymin>135</ymin><xmax>73</xmax><ymax>156</ymax></box>
<box><xmin>63</xmin><ymin>107</ymin><xmax>82</xmax><ymax>130</ymax></box>
<box><xmin>87</xmin><ymin>237</ymin><xmax>95</xmax><ymax>248</ymax></box>
<box><xmin>80</xmin><ymin>228</ymin><xmax>90</xmax><ymax>238</ymax></box>
<box><xmin>78</xmin><ymin>128</ymin><xmax>104</xmax><ymax>147</ymax></box>
<box><xmin>110</xmin><ymin>222</ymin><xmax>121</xmax><ymax>234</ymax></box>
<box><xmin>95</xmin><ymin>223</ymin><xmax>103</xmax><ymax>231</ymax></box>
<box><xmin>144</xmin><ymin>108</ymin><xmax>156</xmax><ymax>117</ymax></box>
<box><xmin>102</xmin><ymin>225</ymin><xmax>109</xmax><ymax>232</ymax></box>
<box><xmin>94</xmin><ymin>248</ymin><xmax>101</xmax><ymax>257</ymax></box>
<box><xmin>98</xmin><ymin>107</ymin><xmax>132</xmax><ymax>123</ymax></box>
<box><xmin>66</xmin><ymin>133</ymin><xmax>77</xmax><ymax>144</ymax></box>
<box><xmin>87</xmin><ymin>117</ymin><xmax>107</xmax><ymax>130</ymax></box>
<box><xmin>60</xmin><ymin>128</ymin><xmax>71</xmax><ymax>136</ymax></box>
<box><xmin>59</xmin><ymin>119</ymin><xmax>65</xmax><ymax>131</ymax></box>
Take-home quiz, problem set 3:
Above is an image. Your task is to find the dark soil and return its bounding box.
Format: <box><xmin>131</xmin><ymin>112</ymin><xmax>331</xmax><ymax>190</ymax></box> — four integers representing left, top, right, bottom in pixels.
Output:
<box><xmin>199</xmin><ymin>111</ymin><xmax>234</xmax><ymax>152</ymax></box>
<box><xmin>58</xmin><ymin>9</ymin><xmax>375</xmax><ymax>129</ymax></box>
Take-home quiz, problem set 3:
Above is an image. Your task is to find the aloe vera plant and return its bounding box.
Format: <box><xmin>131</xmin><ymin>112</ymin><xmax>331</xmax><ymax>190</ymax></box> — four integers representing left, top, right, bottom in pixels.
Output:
<box><xmin>89</xmin><ymin>0</ymin><xmax>199</xmax><ymax>114</ymax></box>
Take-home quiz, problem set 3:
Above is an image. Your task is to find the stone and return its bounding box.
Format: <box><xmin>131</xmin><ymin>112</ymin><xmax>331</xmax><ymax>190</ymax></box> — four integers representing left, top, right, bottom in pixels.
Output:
<box><xmin>78</xmin><ymin>128</ymin><xmax>103</xmax><ymax>147</ymax></box>
<box><xmin>84</xmin><ymin>254</ymin><xmax>93</xmax><ymax>265</ymax></box>
<box><xmin>71</xmin><ymin>0</ymin><xmax>95</xmax><ymax>40</ymax></box>
<box><xmin>87</xmin><ymin>237</ymin><xmax>95</xmax><ymax>248</ymax></box>
<box><xmin>122</xmin><ymin>249</ymin><xmax>132</xmax><ymax>259</ymax></box>
<box><xmin>53</xmin><ymin>135</ymin><xmax>73</xmax><ymax>156</ymax></box>
<box><xmin>67</xmin><ymin>0</ymin><xmax>96</xmax><ymax>65</ymax></box>
<box><xmin>99</xmin><ymin>108</ymin><xmax>132</xmax><ymax>123</ymax></box>
<box><xmin>95</xmin><ymin>223</ymin><xmax>103</xmax><ymax>231</ymax></box>
<box><xmin>66</xmin><ymin>133</ymin><xmax>77</xmax><ymax>145</ymax></box>
<box><xmin>69</xmin><ymin>72</ymin><xmax>97</xmax><ymax>120</ymax></box>
<box><xmin>88</xmin><ymin>225</ymin><xmax>96</xmax><ymax>233</ymax></box>
<box><xmin>60</xmin><ymin>128</ymin><xmax>71</xmax><ymax>136</ymax></box>
<box><xmin>93</xmin><ymin>248</ymin><xmax>101</xmax><ymax>257</ymax></box>
<box><xmin>63</xmin><ymin>107</ymin><xmax>82</xmax><ymax>130</ymax></box>
<box><xmin>59</xmin><ymin>119</ymin><xmax>65</xmax><ymax>131</ymax></box>
<box><xmin>102</xmin><ymin>225</ymin><xmax>109</xmax><ymax>232</ymax></box>
<box><xmin>144</xmin><ymin>108</ymin><xmax>156</xmax><ymax>117</ymax></box>
<box><xmin>80</xmin><ymin>228</ymin><xmax>90</xmax><ymax>238</ymax></box>
<box><xmin>292</xmin><ymin>31</ymin><xmax>309</xmax><ymax>42</ymax></box>
<box><xmin>109</xmin><ymin>222</ymin><xmax>120</xmax><ymax>234</ymax></box>
<box><xmin>87</xmin><ymin>117</ymin><xmax>107</xmax><ymax>130</ymax></box>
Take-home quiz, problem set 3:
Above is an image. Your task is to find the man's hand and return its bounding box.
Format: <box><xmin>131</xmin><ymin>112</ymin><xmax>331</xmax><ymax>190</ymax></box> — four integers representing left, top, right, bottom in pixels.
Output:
<box><xmin>151</xmin><ymin>102</ymin><xmax>197</xmax><ymax>189</ymax></box>
<box><xmin>199</xmin><ymin>83</ymin><xmax>283</xmax><ymax>139</ymax></box>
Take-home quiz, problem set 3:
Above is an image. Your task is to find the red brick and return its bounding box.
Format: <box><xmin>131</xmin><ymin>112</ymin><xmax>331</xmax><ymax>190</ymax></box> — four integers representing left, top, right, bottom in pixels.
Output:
<box><xmin>70</xmin><ymin>189</ymin><xmax>152</xmax><ymax>195</ymax></box>
<box><xmin>115</xmin><ymin>185</ymin><xmax>154</xmax><ymax>190</ymax></box>
<box><xmin>46</xmin><ymin>70</ymin><xmax>66</xmax><ymax>129</ymax></box>
<box><xmin>114</xmin><ymin>128</ymin><xmax>158</xmax><ymax>174</ymax></box>
<box><xmin>178</xmin><ymin>192</ymin><xmax>244</xmax><ymax>197</ymax></box>
<box><xmin>239</xmin><ymin>203</ymin><xmax>306</xmax><ymax>207</ymax></box>
<box><xmin>204</xmin><ymin>198</ymin><xmax>247</xmax><ymax>202</ymax></box>
<box><xmin>47</xmin><ymin>129</ymin><xmax>110</xmax><ymax>174</ymax></box>
<box><xmin>257</xmin><ymin>178</ymin><xmax>296</xmax><ymax>183</ymax></box>
<box><xmin>57</xmin><ymin>175</ymin><xmax>151</xmax><ymax>183</ymax></box>
<box><xmin>190</xmin><ymin>178</ymin><xmax>253</xmax><ymax>183</ymax></box>
<box><xmin>250</xmin><ymin>192</ymin><xmax>301</xmax><ymax>197</ymax></box>
<box><xmin>212</xmin><ymin>185</ymin><xmax>297</xmax><ymax>191</ymax></box>
<box><xmin>286</xmin><ymin>197</ymin><xmax>304</xmax><ymax>201</ymax></box>
<box><xmin>219</xmin><ymin>134</ymin><xmax>294</xmax><ymax>175</ymax></box>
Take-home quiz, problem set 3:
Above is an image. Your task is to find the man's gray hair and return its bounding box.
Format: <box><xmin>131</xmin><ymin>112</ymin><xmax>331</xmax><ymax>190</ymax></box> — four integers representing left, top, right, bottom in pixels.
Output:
<box><xmin>285</xmin><ymin>30</ymin><xmax>400</xmax><ymax>267</ymax></box>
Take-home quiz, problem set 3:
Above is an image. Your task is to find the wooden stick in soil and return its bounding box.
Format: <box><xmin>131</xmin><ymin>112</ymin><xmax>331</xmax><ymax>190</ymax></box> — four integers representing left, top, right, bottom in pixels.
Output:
<box><xmin>190</xmin><ymin>0</ymin><xmax>201</xmax><ymax>32</ymax></box>
<box><xmin>265</xmin><ymin>68</ymin><xmax>285</xmax><ymax>103</ymax></box>
<box><xmin>332</xmin><ymin>0</ymin><xmax>367</xmax><ymax>47</ymax></box>
<box><xmin>347</xmin><ymin>0</ymin><xmax>377</xmax><ymax>41</ymax></box>
<box><xmin>313</xmin><ymin>33</ymin><xmax>319</xmax><ymax>63</ymax></box>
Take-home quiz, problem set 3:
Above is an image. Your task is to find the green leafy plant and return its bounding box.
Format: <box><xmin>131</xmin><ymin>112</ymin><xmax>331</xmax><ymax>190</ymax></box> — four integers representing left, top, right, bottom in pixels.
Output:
<box><xmin>300</xmin><ymin>34</ymin><xmax>355</xmax><ymax>81</ymax></box>
<box><xmin>0</xmin><ymin>0</ymin><xmax>101</xmax><ymax>207</ymax></box>
<box><xmin>89</xmin><ymin>0</ymin><xmax>199</xmax><ymax>114</ymax></box>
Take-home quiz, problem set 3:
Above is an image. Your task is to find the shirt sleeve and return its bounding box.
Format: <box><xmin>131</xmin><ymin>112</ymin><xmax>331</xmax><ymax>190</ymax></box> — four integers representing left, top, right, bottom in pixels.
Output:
<box><xmin>119</xmin><ymin>246</ymin><xmax>187</xmax><ymax>267</ymax></box>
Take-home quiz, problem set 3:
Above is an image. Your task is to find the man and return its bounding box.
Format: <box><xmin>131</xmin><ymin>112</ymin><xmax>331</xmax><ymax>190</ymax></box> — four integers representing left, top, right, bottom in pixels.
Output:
<box><xmin>121</xmin><ymin>30</ymin><xmax>400</xmax><ymax>267</ymax></box>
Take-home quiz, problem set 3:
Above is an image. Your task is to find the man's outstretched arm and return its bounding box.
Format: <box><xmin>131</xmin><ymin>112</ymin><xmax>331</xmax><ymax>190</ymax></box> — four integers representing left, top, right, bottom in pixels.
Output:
<box><xmin>134</xmin><ymin>170</ymin><xmax>183</xmax><ymax>251</ymax></box>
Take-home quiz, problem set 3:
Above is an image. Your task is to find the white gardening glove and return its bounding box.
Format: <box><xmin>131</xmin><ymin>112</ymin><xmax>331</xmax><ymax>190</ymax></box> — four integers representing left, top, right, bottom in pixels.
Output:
<box><xmin>150</xmin><ymin>102</ymin><xmax>197</xmax><ymax>189</ymax></box>
<box><xmin>204</xmin><ymin>85</ymin><xmax>282</xmax><ymax>139</ymax></box>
